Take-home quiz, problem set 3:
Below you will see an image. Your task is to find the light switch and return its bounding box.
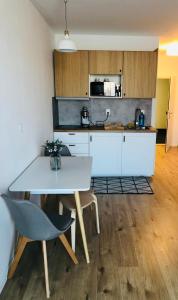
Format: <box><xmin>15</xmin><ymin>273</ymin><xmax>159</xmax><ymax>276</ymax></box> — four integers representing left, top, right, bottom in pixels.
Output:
<box><xmin>18</xmin><ymin>123</ymin><xmax>24</xmax><ymax>133</ymax></box>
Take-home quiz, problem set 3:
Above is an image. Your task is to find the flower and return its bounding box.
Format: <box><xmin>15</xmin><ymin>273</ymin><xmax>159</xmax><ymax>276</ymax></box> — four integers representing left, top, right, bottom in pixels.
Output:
<box><xmin>42</xmin><ymin>139</ymin><xmax>65</xmax><ymax>156</ymax></box>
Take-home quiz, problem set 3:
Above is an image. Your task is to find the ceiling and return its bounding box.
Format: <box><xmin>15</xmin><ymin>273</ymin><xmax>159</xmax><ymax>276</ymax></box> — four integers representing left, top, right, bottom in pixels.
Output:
<box><xmin>31</xmin><ymin>0</ymin><xmax>178</xmax><ymax>40</ymax></box>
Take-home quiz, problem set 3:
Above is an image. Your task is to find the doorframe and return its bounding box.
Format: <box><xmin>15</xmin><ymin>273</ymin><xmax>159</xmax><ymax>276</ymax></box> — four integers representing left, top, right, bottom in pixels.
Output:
<box><xmin>152</xmin><ymin>77</ymin><xmax>172</xmax><ymax>151</ymax></box>
<box><xmin>165</xmin><ymin>77</ymin><xmax>171</xmax><ymax>152</ymax></box>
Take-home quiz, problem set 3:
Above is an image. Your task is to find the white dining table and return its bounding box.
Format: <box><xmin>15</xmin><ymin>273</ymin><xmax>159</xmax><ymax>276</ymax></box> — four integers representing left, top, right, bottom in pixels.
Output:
<box><xmin>9</xmin><ymin>156</ymin><xmax>93</xmax><ymax>263</ymax></box>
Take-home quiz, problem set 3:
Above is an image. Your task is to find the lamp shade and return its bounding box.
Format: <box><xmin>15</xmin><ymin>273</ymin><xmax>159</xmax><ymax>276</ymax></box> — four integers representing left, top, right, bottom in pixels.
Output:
<box><xmin>58</xmin><ymin>34</ymin><xmax>77</xmax><ymax>52</ymax></box>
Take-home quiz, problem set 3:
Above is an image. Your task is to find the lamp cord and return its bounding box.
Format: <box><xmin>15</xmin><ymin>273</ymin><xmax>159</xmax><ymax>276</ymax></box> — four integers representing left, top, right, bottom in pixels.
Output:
<box><xmin>64</xmin><ymin>0</ymin><xmax>68</xmax><ymax>34</ymax></box>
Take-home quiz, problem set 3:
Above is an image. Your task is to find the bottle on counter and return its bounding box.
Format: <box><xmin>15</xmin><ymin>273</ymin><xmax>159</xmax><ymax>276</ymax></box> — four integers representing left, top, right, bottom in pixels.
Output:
<box><xmin>139</xmin><ymin>110</ymin><xmax>145</xmax><ymax>128</ymax></box>
<box><xmin>135</xmin><ymin>108</ymin><xmax>141</xmax><ymax>128</ymax></box>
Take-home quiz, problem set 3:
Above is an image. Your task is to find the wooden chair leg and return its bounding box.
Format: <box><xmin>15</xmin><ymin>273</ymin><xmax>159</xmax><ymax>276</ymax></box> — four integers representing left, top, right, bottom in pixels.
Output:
<box><xmin>8</xmin><ymin>236</ymin><xmax>29</xmax><ymax>279</ymax></box>
<box><xmin>93</xmin><ymin>199</ymin><xmax>100</xmax><ymax>234</ymax></box>
<box><xmin>59</xmin><ymin>201</ymin><xmax>63</xmax><ymax>215</ymax></box>
<box><xmin>41</xmin><ymin>195</ymin><xmax>48</xmax><ymax>209</ymax></box>
<box><xmin>24</xmin><ymin>192</ymin><xmax>30</xmax><ymax>200</ymax></box>
<box><xmin>42</xmin><ymin>241</ymin><xmax>50</xmax><ymax>299</ymax></box>
<box><xmin>71</xmin><ymin>210</ymin><xmax>76</xmax><ymax>252</ymax></box>
<box><xmin>59</xmin><ymin>234</ymin><xmax>78</xmax><ymax>265</ymax></box>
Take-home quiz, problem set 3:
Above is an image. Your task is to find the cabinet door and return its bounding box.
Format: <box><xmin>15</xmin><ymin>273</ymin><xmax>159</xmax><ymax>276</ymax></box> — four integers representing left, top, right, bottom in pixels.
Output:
<box><xmin>54</xmin><ymin>132</ymin><xmax>89</xmax><ymax>156</ymax></box>
<box><xmin>54</xmin><ymin>50</ymin><xmax>89</xmax><ymax>97</ymax></box>
<box><xmin>123</xmin><ymin>51</ymin><xmax>158</xmax><ymax>98</ymax></box>
<box><xmin>122</xmin><ymin>133</ymin><xmax>156</xmax><ymax>176</ymax></box>
<box><xmin>54</xmin><ymin>132</ymin><xmax>89</xmax><ymax>144</ymax></box>
<box><xmin>89</xmin><ymin>133</ymin><xmax>122</xmax><ymax>176</ymax></box>
<box><xmin>89</xmin><ymin>51</ymin><xmax>123</xmax><ymax>74</ymax></box>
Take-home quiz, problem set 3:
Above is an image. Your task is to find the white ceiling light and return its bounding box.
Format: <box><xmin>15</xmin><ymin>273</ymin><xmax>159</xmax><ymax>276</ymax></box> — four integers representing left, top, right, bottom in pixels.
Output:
<box><xmin>58</xmin><ymin>0</ymin><xmax>77</xmax><ymax>52</ymax></box>
<box><xmin>159</xmin><ymin>41</ymin><xmax>178</xmax><ymax>56</ymax></box>
<box><xmin>166</xmin><ymin>42</ymin><xmax>178</xmax><ymax>56</ymax></box>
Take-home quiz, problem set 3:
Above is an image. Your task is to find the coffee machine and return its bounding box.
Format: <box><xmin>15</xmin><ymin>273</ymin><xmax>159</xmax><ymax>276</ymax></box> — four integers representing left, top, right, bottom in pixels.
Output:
<box><xmin>81</xmin><ymin>106</ymin><xmax>90</xmax><ymax>128</ymax></box>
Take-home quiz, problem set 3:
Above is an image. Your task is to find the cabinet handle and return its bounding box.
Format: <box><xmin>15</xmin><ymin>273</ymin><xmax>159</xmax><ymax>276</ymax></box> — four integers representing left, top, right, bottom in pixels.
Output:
<box><xmin>86</xmin><ymin>92</ymin><xmax>88</xmax><ymax>95</ymax></box>
<box><xmin>120</xmin><ymin>69</ymin><xmax>122</xmax><ymax>73</ymax></box>
<box><xmin>123</xmin><ymin>136</ymin><xmax>126</xmax><ymax>142</ymax></box>
<box><xmin>68</xmin><ymin>133</ymin><xmax>75</xmax><ymax>135</ymax></box>
<box><xmin>90</xmin><ymin>136</ymin><xmax>92</xmax><ymax>142</ymax></box>
<box><xmin>123</xmin><ymin>93</ymin><xmax>126</xmax><ymax>97</ymax></box>
<box><xmin>69</xmin><ymin>144</ymin><xmax>76</xmax><ymax>147</ymax></box>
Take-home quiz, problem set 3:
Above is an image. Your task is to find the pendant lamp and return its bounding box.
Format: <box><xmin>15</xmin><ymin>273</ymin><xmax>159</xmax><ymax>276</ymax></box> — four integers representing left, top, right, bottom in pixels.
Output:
<box><xmin>58</xmin><ymin>0</ymin><xmax>77</xmax><ymax>52</ymax></box>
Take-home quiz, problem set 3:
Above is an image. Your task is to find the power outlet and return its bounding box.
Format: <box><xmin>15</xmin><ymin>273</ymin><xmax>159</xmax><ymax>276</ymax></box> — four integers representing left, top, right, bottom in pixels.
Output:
<box><xmin>106</xmin><ymin>109</ymin><xmax>111</xmax><ymax>116</ymax></box>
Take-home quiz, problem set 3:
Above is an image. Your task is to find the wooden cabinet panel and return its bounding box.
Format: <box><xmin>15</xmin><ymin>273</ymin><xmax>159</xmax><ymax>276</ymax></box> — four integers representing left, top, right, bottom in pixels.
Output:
<box><xmin>54</xmin><ymin>50</ymin><xmax>63</xmax><ymax>97</ymax></box>
<box><xmin>80</xmin><ymin>51</ymin><xmax>89</xmax><ymax>97</ymax></box>
<box><xmin>123</xmin><ymin>51</ymin><xmax>158</xmax><ymax>98</ymax></box>
<box><xmin>89</xmin><ymin>51</ymin><xmax>123</xmax><ymax>74</ymax></box>
<box><xmin>54</xmin><ymin>49</ymin><xmax>158</xmax><ymax>99</ymax></box>
<box><xmin>54</xmin><ymin>50</ymin><xmax>89</xmax><ymax>97</ymax></box>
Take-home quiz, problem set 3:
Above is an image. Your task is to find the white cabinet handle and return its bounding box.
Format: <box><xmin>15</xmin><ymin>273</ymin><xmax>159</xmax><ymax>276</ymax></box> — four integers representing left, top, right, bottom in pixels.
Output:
<box><xmin>90</xmin><ymin>136</ymin><xmax>92</xmax><ymax>142</ymax></box>
<box><xmin>123</xmin><ymin>136</ymin><xmax>126</xmax><ymax>142</ymax></box>
<box><xmin>68</xmin><ymin>133</ymin><xmax>75</xmax><ymax>135</ymax></box>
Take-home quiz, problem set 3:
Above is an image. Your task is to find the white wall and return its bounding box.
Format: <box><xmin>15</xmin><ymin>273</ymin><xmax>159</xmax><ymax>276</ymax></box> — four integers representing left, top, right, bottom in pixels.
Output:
<box><xmin>0</xmin><ymin>0</ymin><xmax>54</xmax><ymax>292</ymax></box>
<box><xmin>157</xmin><ymin>51</ymin><xmax>178</xmax><ymax>146</ymax></box>
<box><xmin>55</xmin><ymin>34</ymin><xmax>159</xmax><ymax>51</ymax></box>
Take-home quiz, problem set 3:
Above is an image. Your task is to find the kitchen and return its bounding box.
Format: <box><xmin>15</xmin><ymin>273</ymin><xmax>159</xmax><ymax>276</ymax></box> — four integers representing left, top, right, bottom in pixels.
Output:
<box><xmin>1</xmin><ymin>0</ymin><xmax>178</xmax><ymax>299</ymax></box>
<box><xmin>53</xmin><ymin>49</ymin><xmax>157</xmax><ymax>177</ymax></box>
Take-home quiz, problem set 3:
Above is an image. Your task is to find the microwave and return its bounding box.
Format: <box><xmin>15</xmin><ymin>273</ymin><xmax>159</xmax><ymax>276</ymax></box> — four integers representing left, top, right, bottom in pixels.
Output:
<box><xmin>90</xmin><ymin>81</ymin><xmax>116</xmax><ymax>97</ymax></box>
<box><xmin>90</xmin><ymin>81</ymin><xmax>104</xmax><ymax>96</ymax></box>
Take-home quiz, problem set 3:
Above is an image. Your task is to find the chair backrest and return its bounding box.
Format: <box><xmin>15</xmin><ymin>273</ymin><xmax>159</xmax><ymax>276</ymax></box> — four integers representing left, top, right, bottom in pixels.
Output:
<box><xmin>59</xmin><ymin>145</ymin><xmax>71</xmax><ymax>156</ymax></box>
<box><xmin>2</xmin><ymin>195</ymin><xmax>60</xmax><ymax>241</ymax></box>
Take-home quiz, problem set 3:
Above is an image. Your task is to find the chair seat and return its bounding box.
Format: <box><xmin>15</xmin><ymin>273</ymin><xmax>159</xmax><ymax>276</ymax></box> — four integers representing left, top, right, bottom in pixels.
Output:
<box><xmin>46</xmin><ymin>212</ymin><xmax>73</xmax><ymax>232</ymax></box>
<box><xmin>61</xmin><ymin>190</ymin><xmax>95</xmax><ymax>210</ymax></box>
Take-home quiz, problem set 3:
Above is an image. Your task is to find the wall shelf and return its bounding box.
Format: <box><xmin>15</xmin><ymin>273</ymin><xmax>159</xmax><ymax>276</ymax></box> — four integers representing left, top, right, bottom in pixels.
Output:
<box><xmin>55</xmin><ymin>97</ymin><xmax>90</xmax><ymax>101</ymax></box>
<box><xmin>90</xmin><ymin>96</ymin><xmax>122</xmax><ymax>99</ymax></box>
<box><xmin>89</xmin><ymin>74</ymin><xmax>122</xmax><ymax>98</ymax></box>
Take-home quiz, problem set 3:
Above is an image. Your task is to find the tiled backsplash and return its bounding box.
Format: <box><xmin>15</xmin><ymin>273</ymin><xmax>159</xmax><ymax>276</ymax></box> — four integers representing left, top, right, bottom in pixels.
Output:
<box><xmin>58</xmin><ymin>98</ymin><xmax>152</xmax><ymax>126</ymax></box>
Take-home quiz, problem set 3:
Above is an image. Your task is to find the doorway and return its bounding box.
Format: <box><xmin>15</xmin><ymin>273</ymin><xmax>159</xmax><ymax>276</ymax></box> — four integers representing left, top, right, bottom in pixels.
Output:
<box><xmin>155</xmin><ymin>79</ymin><xmax>171</xmax><ymax>147</ymax></box>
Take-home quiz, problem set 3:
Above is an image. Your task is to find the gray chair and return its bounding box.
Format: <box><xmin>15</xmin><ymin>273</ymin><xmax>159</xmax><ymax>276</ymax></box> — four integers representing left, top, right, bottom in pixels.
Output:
<box><xmin>59</xmin><ymin>145</ymin><xmax>71</xmax><ymax>156</ymax></box>
<box><xmin>59</xmin><ymin>146</ymin><xmax>100</xmax><ymax>252</ymax></box>
<box><xmin>2</xmin><ymin>195</ymin><xmax>78</xmax><ymax>298</ymax></box>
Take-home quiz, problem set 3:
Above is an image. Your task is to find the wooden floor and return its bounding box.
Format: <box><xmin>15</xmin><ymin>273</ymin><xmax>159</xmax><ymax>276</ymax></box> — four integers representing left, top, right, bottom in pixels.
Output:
<box><xmin>2</xmin><ymin>145</ymin><xmax>178</xmax><ymax>300</ymax></box>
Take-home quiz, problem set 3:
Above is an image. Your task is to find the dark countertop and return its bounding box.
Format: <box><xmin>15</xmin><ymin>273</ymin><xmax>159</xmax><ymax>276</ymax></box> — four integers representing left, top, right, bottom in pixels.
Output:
<box><xmin>54</xmin><ymin>125</ymin><xmax>157</xmax><ymax>133</ymax></box>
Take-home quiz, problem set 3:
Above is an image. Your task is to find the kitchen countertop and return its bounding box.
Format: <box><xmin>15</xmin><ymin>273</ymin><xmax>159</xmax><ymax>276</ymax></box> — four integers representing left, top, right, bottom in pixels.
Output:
<box><xmin>54</xmin><ymin>125</ymin><xmax>157</xmax><ymax>133</ymax></box>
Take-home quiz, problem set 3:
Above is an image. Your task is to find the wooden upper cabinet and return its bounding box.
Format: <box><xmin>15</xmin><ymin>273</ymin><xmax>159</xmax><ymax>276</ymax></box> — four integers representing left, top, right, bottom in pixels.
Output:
<box><xmin>54</xmin><ymin>50</ymin><xmax>89</xmax><ymax>97</ymax></box>
<box><xmin>89</xmin><ymin>51</ymin><xmax>123</xmax><ymax>74</ymax></box>
<box><xmin>123</xmin><ymin>50</ymin><xmax>158</xmax><ymax>98</ymax></box>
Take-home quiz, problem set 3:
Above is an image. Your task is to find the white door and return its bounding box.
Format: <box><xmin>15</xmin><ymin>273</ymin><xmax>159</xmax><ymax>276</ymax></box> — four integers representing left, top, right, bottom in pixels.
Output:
<box><xmin>122</xmin><ymin>133</ymin><xmax>156</xmax><ymax>176</ymax></box>
<box><xmin>89</xmin><ymin>133</ymin><xmax>123</xmax><ymax>176</ymax></box>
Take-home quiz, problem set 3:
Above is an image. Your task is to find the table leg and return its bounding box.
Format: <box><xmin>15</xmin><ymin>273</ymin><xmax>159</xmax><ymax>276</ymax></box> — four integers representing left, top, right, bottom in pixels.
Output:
<box><xmin>74</xmin><ymin>191</ymin><xmax>90</xmax><ymax>263</ymax></box>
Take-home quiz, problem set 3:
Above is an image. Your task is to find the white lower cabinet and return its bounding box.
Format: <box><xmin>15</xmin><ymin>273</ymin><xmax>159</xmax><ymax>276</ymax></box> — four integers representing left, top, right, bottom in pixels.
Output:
<box><xmin>122</xmin><ymin>133</ymin><xmax>156</xmax><ymax>176</ymax></box>
<box><xmin>89</xmin><ymin>133</ymin><xmax>123</xmax><ymax>176</ymax></box>
<box><xmin>54</xmin><ymin>131</ymin><xmax>156</xmax><ymax>176</ymax></box>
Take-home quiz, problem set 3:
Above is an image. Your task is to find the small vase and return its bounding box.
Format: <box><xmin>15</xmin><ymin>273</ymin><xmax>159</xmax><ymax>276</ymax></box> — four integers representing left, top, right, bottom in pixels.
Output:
<box><xmin>50</xmin><ymin>154</ymin><xmax>61</xmax><ymax>170</ymax></box>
